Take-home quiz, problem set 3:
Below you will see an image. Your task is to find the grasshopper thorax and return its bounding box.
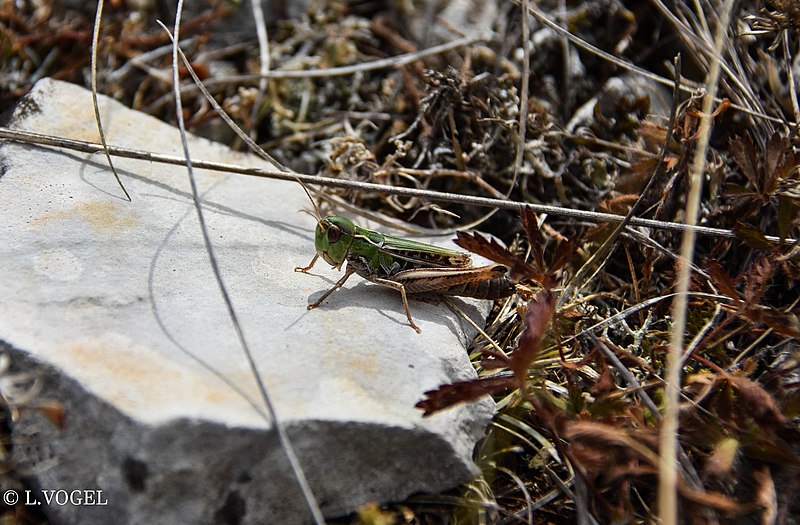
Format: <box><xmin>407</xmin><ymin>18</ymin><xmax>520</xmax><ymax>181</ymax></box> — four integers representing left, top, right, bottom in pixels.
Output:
<box><xmin>316</xmin><ymin>215</ymin><xmax>356</xmax><ymax>269</ymax></box>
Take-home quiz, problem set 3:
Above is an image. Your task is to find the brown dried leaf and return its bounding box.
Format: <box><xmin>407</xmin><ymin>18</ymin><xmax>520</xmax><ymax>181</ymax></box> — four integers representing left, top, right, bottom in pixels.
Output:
<box><xmin>588</xmin><ymin>361</ymin><xmax>616</xmax><ymax>400</ymax></box>
<box><xmin>521</xmin><ymin>207</ymin><xmax>545</xmax><ymax>274</ymax></box>
<box><xmin>727</xmin><ymin>375</ymin><xmax>787</xmax><ymax>428</ymax></box>
<box><xmin>548</xmin><ymin>236</ymin><xmax>579</xmax><ymax>275</ymax></box>
<box><xmin>753</xmin><ymin>465</ymin><xmax>777</xmax><ymax>525</ymax></box>
<box><xmin>749</xmin><ymin>306</ymin><xmax>800</xmax><ymax>337</ymax></box>
<box><xmin>618</xmin><ymin>158</ymin><xmax>658</xmax><ymax>194</ymax></box>
<box><xmin>743</xmin><ymin>256</ymin><xmax>774</xmax><ymax>307</ymax></box>
<box><xmin>764</xmin><ymin>132</ymin><xmax>787</xmax><ymax>194</ymax></box>
<box><xmin>734</xmin><ymin>222</ymin><xmax>774</xmax><ymax>251</ymax></box>
<box><xmin>777</xmin><ymin>146</ymin><xmax>799</xmax><ymax>180</ymax></box>
<box><xmin>731</xmin><ymin>135</ymin><xmax>760</xmax><ymax>189</ymax></box>
<box><xmin>598</xmin><ymin>194</ymin><xmax>638</xmax><ymax>215</ymax></box>
<box><xmin>455</xmin><ymin>231</ymin><xmax>541</xmax><ymax>284</ymax></box>
<box><xmin>568</xmin><ymin>441</ymin><xmax>612</xmax><ymax>474</ymax></box>
<box><xmin>778</xmin><ymin>194</ymin><xmax>799</xmax><ymax>241</ymax></box>
<box><xmin>565</xmin><ymin>421</ymin><xmax>660</xmax><ymax>466</ymax></box>
<box><xmin>415</xmin><ymin>376</ymin><xmax>513</xmax><ymax>417</ymax></box>
<box><xmin>604</xmin><ymin>463</ymin><xmax>659</xmax><ymax>486</ymax></box>
<box><xmin>603</xmin><ymin>340</ymin><xmax>654</xmax><ymax>372</ymax></box>
<box><xmin>705</xmin><ymin>259</ymin><xmax>739</xmax><ymax>300</ymax></box>
<box><xmin>712</xmin><ymin>98</ymin><xmax>732</xmax><ymax>118</ymax></box>
<box><xmin>510</xmin><ymin>290</ymin><xmax>556</xmax><ymax>387</ymax></box>
<box><xmin>454</xmin><ymin>231</ymin><xmax>517</xmax><ymax>268</ymax></box>
<box><xmin>565</xmin><ymin>421</ymin><xmax>629</xmax><ymax>446</ymax></box>
<box><xmin>32</xmin><ymin>400</ymin><xmax>66</xmax><ymax>429</ymax></box>
<box><xmin>639</xmin><ymin>120</ymin><xmax>668</xmax><ymax>149</ymax></box>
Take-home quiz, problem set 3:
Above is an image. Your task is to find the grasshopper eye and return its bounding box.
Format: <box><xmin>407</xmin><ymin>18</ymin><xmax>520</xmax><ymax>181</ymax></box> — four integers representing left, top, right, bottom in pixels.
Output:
<box><xmin>327</xmin><ymin>226</ymin><xmax>341</xmax><ymax>244</ymax></box>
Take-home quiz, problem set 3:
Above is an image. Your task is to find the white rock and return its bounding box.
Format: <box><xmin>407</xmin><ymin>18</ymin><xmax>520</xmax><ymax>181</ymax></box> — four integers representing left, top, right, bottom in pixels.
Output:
<box><xmin>402</xmin><ymin>0</ymin><xmax>499</xmax><ymax>45</ymax></box>
<box><xmin>0</xmin><ymin>79</ymin><xmax>495</xmax><ymax>524</ymax></box>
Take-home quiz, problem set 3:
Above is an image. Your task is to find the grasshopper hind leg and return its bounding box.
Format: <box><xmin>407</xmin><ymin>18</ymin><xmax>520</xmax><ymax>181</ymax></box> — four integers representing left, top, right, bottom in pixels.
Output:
<box><xmin>371</xmin><ymin>277</ymin><xmax>422</xmax><ymax>334</ymax></box>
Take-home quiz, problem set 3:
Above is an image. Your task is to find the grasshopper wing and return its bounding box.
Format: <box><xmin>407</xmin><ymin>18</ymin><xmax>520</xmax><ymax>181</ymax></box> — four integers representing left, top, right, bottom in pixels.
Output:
<box><xmin>393</xmin><ymin>264</ymin><xmax>514</xmax><ymax>299</ymax></box>
<box><xmin>355</xmin><ymin>226</ymin><xmax>472</xmax><ymax>269</ymax></box>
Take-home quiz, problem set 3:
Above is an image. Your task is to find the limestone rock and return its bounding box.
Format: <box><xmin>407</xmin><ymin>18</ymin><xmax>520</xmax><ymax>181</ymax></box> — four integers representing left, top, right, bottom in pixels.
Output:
<box><xmin>0</xmin><ymin>78</ymin><xmax>495</xmax><ymax>524</ymax></box>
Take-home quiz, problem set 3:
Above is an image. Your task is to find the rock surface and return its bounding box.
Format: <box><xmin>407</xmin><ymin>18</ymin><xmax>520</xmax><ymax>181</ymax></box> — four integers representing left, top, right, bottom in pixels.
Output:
<box><xmin>0</xmin><ymin>79</ymin><xmax>495</xmax><ymax>524</ymax></box>
<box><xmin>403</xmin><ymin>0</ymin><xmax>499</xmax><ymax>45</ymax></box>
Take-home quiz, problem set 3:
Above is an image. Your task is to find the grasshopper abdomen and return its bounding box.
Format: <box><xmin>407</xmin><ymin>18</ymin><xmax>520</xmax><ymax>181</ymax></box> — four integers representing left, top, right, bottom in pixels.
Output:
<box><xmin>441</xmin><ymin>276</ymin><xmax>515</xmax><ymax>300</ymax></box>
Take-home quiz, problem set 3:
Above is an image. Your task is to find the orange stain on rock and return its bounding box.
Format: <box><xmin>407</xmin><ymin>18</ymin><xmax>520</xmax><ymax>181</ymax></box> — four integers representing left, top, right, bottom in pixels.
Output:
<box><xmin>30</xmin><ymin>201</ymin><xmax>138</xmax><ymax>235</ymax></box>
<box><xmin>59</xmin><ymin>337</ymin><xmax>241</xmax><ymax>415</ymax></box>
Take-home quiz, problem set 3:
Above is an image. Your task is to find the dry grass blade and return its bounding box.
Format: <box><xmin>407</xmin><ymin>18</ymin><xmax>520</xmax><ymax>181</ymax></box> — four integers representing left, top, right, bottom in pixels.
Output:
<box><xmin>90</xmin><ymin>0</ymin><xmax>130</xmax><ymax>201</ymax></box>
<box><xmin>586</xmin><ymin>332</ymin><xmax>660</xmax><ymax>419</ymax></box>
<box><xmin>163</xmin><ymin>33</ymin><xmax>287</xmax><ymax>172</ymax></box>
<box><xmin>648</xmin><ymin>0</ymin><xmax>764</xmax><ymax>116</ymax></box>
<box><xmin>511</xmin><ymin>0</ymin><xmax>530</xmax><ymax>199</ymax></box>
<box><xmin>659</xmin><ymin>2</ymin><xmax>737</xmax><ymax>523</ymax></box>
<box><xmin>496</xmin><ymin>466</ymin><xmax>533</xmax><ymax>525</ymax></box>
<box><xmin>782</xmin><ymin>32</ymin><xmax>800</xmax><ymax>123</ymax></box>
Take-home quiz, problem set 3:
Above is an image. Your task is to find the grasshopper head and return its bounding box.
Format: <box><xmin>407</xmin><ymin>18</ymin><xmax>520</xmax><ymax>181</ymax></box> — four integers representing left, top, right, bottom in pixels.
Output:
<box><xmin>315</xmin><ymin>215</ymin><xmax>356</xmax><ymax>269</ymax></box>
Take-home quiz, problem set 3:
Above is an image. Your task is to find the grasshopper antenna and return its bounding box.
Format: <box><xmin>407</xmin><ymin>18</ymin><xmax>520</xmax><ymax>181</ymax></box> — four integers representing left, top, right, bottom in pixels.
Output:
<box><xmin>294</xmin><ymin>176</ymin><xmax>323</xmax><ymax>221</ymax></box>
<box><xmin>298</xmin><ymin>209</ymin><xmax>319</xmax><ymax>222</ymax></box>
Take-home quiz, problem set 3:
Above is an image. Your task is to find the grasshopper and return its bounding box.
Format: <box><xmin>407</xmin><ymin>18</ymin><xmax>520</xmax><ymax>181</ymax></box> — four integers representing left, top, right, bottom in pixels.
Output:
<box><xmin>295</xmin><ymin>209</ymin><xmax>516</xmax><ymax>333</ymax></box>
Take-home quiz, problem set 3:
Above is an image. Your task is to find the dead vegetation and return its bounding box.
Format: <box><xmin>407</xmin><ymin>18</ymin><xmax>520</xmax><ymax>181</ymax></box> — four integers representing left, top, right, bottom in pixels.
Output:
<box><xmin>2</xmin><ymin>0</ymin><xmax>800</xmax><ymax>523</ymax></box>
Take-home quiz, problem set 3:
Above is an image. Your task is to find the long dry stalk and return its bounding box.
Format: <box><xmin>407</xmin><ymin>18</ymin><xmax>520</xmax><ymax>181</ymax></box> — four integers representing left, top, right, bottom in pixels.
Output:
<box><xmin>658</xmin><ymin>1</ymin><xmax>737</xmax><ymax>523</ymax></box>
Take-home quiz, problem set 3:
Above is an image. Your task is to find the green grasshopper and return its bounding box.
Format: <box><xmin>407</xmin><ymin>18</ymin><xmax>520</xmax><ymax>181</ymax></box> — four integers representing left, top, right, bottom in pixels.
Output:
<box><xmin>295</xmin><ymin>209</ymin><xmax>516</xmax><ymax>333</ymax></box>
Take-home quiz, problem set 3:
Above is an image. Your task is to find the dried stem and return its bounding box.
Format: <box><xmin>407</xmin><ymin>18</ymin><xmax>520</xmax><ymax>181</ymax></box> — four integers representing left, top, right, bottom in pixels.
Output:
<box><xmin>248</xmin><ymin>0</ymin><xmax>271</xmax><ymax>138</ymax></box>
<box><xmin>3</xmin><ymin>126</ymin><xmax>794</xmax><ymax>245</ymax></box>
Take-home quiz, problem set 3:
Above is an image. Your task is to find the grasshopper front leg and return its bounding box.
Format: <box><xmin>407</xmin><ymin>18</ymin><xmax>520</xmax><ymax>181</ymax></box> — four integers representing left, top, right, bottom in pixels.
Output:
<box><xmin>305</xmin><ymin>266</ymin><xmax>357</xmax><ymax>310</ymax></box>
<box><xmin>294</xmin><ymin>253</ymin><xmax>319</xmax><ymax>273</ymax></box>
<box><xmin>370</xmin><ymin>277</ymin><xmax>422</xmax><ymax>333</ymax></box>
